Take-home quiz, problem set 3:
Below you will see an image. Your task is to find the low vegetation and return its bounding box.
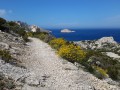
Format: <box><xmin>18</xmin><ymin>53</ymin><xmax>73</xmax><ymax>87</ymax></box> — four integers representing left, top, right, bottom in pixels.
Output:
<box><xmin>0</xmin><ymin>49</ymin><xmax>21</xmax><ymax>66</ymax></box>
<box><xmin>94</xmin><ymin>66</ymin><xmax>108</xmax><ymax>79</ymax></box>
<box><xmin>49</xmin><ymin>38</ymin><xmax>86</xmax><ymax>62</ymax></box>
<box><xmin>27</xmin><ymin>32</ymin><xmax>54</xmax><ymax>43</ymax></box>
<box><xmin>0</xmin><ymin>17</ymin><xmax>29</xmax><ymax>42</ymax></box>
<box><xmin>84</xmin><ymin>50</ymin><xmax>120</xmax><ymax>80</ymax></box>
<box><xmin>58</xmin><ymin>44</ymin><xmax>86</xmax><ymax>63</ymax></box>
<box><xmin>49</xmin><ymin>38</ymin><xmax>67</xmax><ymax>49</ymax></box>
<box><xmin>0</xmin><ymin>73</ymin><xmax>16</xmax><ymax>90</ymax></box>
<box><xmin>0</xmin><ymin>50</ymin><xmax>12</xmax><ymax>63</ymax></box>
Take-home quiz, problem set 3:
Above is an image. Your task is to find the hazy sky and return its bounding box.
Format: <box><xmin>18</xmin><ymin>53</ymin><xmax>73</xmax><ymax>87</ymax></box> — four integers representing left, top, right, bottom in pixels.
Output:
<box><xmin>0</xmin><ymin>0</ymin><xmax>120</xmax><ymax>29</ymax></box>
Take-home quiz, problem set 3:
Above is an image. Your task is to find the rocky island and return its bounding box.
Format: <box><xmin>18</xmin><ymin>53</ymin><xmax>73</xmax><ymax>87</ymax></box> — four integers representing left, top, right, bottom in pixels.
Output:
<box><xmin>61</xmin><ymin>29</ymin><xmax>75</xmax><ymax>33</ymax></box>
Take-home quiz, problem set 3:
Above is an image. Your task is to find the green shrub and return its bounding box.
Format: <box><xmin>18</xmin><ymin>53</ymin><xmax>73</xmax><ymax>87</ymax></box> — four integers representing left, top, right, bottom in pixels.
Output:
<box><xmin>42</xmin><ymin>34</ymin><xmax>54</xmax><ymax>43</ymax></box>
<box><xmin>14</xmin><ymin>28</ymin><xmax>28</xmax><ymax>42</ymax></box>
<box><xmin>0</xmin><ymin>50</ymin><xmax>12</xmax><ymax>63</ymax></box>
<box><xmin>27</xmin><ymin>32</ymin><xmax>33</xmax><ymax>37</ymax></box>
<box><xmin>0</xmin><ymin>17</ymin><xmax>7</xmax><ymax>32</ymax></box>
<box><xmin>3</xmin><ymin>20</ymin><xmax>29</xmax><ymax>42</ymax></box>
<box><xmin>85</xmin><ymin>50</ymin><xmax>120</xmax><ymax>80</ymax></box>
<box><xmin>38</xmin><ymin>33</ymin><xmax>46</xmax><ymax>40</ymax></box>
<box><xmin>8</xmin><ymin>21</ymin><xmax>18</xmax><ymax>26</ymax></box>
<box><xmin>86</xmin><ymin>65</ymin><xmax>95</xmax><ymax>73</ymax></box>
<box><xmin>86</xmin><ymin>50</ymin><xmax>102</xmax><ymax>58</ymax></box>
<box><xmin>107</xmin><ymin>66</ymin><xmax>119</xmax><ymax>80</ymax></box>
<box><xmin>29</xmin><ymin>32</ymin><xmax>53</xmax><ymax>43</ymax></box>
<box><xmin>0</xmin><ymin>17</ymin><xmax>6</xmax><ymax>25</ymax></box>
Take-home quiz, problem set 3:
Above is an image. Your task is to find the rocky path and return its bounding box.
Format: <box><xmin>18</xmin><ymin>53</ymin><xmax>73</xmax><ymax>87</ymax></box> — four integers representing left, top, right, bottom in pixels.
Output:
<box><xmin>21</xmin><ymin>37</ymin><xmax>119</xmax><ymax>90</ymax></box>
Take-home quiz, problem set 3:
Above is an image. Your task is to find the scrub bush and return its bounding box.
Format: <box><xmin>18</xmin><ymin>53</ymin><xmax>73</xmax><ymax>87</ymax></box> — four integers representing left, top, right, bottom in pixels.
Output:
<box><xmin>0</xmin><ymin>74</ymin><xmax>16</xmax><ymax>90</ymax></box>
<box><xmin>58</xmin><ymin>44</ymin><xmax>86</xmax><ymax>63</ymax></box>
<box><xmin>94</xmin><ymin>66</ymin><xmax>108</xmax><ymax>79</ymax></box>
<box><xmin>0</xmin><ymin>50</ymin><xmax>12</xmax><ymax>63</ymax></box>
<box><xmin>49</xmin><ymin>38</ymin><xmax>67</xmax><ymax>50</ymax></box>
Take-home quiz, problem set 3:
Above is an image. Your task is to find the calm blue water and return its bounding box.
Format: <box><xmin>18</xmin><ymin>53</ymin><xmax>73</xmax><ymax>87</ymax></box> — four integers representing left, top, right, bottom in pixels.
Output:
<box><xmin>50</xmin><ymin>29</ymin><xmax>120</xmax><ymax>42</ymax></box>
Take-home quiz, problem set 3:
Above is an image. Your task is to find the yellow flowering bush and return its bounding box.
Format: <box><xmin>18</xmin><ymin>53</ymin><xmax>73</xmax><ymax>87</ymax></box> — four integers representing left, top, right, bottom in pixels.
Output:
<box><xmin>58</xmin><ymin>44</ymin><xmax>86</xmax><ymax>62</ymax></box>
<box><xmin>94</xmin><ymin>66</ymin><xmax>108</xmax><ymax>79</ymax></box>
<box><xmin>49</xmin><ymin>38</ymin><xmax>67</xmax><ymax>50</ymax></box>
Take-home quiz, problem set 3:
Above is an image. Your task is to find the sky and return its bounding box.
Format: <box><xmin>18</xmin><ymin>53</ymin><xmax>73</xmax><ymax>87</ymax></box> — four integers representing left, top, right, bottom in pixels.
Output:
<box><xmin>0</xmin><ymin>0</ymin><xmax>120</xmax><ymax>29</ymax></box>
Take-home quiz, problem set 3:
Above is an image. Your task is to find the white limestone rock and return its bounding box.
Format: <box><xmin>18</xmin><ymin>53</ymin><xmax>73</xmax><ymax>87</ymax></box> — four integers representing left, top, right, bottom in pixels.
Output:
<box><xmin>0</xmin><ymin>59</ymin><xmax>29</xmax><ymax>81</ymax></box>
<box><xmin>30</xmin><ymin>25</ymin><xmax>40</xmax><ymax>32</ymax></box>
<box><xmin>75</xmin><ymin>37</ymin><xmax>118</xmax><ymax>50</ymax></box>
<box><xmin>25</xmin><ymin>76</ymin><xmax>40</xmax><ymax>86</ymax></box>
<box><xmin>106</xmin><ymin>52</ymin><xmax>120</xmax><ymax>59</ymax></box>
<box><xmin>95</xmin><ymin>37</ymin><xmax>117</xmax><ymax>45</ymax></box>
<box><xmin>0</xmin><ymin>42</ymin><xmax>9</xmax><ymax>50</ymax></box>
<box><xmin>63</xmin><ymin>61</ymin><xmax>78</xmax><ymax>70</ymax></box>
<box><xmin>105</xmin><ymin>78</ymin><xmax>120</xmax><ymax>86</ymax></box>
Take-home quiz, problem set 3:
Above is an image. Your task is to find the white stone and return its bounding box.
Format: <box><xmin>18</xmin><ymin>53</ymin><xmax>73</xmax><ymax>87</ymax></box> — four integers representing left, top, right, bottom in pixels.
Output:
<box><xmin>25</xmin><ymin>76</ymin><xmax>40</xmax><ymax>86</ymax></box>
<box><xmin>30</xmin><ymin>25</ymin><xmax>40</xmax><ymax>32</ymax></box>
<box><xmin>74</xmin><ymin>37</ymin><xmax>118</xmax><ymax>50</ymax></box>
<box><xmin>106</xmin><ymin>52</ymin><xmax>120</xmax><ymax>59</ymax></box>
<box><xmin>0</xmin><ymin>42</ymin><xmax>9</xmax><ymax>50</ymax></box>
<box><xmin>95</xmin><ymin>37</ymin><xmax>117</xmax><ymax>44</ymax></box>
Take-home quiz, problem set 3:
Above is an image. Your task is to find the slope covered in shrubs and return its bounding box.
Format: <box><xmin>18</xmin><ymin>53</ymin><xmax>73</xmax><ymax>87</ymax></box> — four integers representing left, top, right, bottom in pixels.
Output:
<box><xmin>0</xmin><ymin>17</ymin><xmax>28</xmax><ymax>42</ymax></box>
<box><xmin>84</xmin><ymin>50</ymin><xmax>120</xmax><ymax>80</ymax></box>
<box><xmin>49</xmin><ymin>38</ymin><xmax>86</xmax><ymax>63</ymax></box>
<box><xmin>27</xmin><ymin>32</ymin><xmax>54</xmax><ymax>43</ymax></box>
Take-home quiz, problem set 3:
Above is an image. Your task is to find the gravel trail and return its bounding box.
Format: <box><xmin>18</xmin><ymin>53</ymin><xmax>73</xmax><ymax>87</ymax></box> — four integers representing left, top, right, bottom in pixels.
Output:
<box><xmin>22</xmin><ymin>37</ymin><xmax>119</xmax><ymax>90</ymax></box>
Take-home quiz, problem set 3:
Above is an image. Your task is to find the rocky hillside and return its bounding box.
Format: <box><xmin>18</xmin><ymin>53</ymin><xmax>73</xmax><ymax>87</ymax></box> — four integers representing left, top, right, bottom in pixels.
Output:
<box><xmin>74</xmin><ymin>37</ymin><xmax>120</xmax><ymax>81</ymax></box>
<box><xmin>74</xmin><ymin>37</ymin><xmax>120</xmax><ymax>59</ymax></box>
<box><xmin>74</xmin><ymin>37</ymin><xmax>118</xmax><ymax>50</ymax></box>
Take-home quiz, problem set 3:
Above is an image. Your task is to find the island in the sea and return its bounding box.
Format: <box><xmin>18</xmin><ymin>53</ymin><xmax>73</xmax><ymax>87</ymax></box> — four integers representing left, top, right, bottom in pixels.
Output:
<box><xmin>61</xmin><ymin>29</ymin><xmax>75</xmax><ymax>33</ymax></box>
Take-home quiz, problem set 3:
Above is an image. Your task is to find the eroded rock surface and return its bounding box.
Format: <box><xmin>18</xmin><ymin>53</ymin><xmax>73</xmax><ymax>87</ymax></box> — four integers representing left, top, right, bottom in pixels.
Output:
<box><xmin>74</xmin><ymin>37</ymin><xmax>119</xmax><ymax>50</ymax></box>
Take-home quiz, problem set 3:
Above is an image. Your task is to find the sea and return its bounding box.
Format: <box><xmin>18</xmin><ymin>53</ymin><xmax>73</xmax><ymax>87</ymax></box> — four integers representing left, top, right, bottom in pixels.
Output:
<box><xmin>49</xmin><ymin>29</ymin><xmax>120</xmax><ymax>43</ymax></box>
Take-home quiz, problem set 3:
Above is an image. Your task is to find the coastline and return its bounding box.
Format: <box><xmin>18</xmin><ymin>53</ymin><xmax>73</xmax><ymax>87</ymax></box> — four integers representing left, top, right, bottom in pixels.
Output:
<box><xmin>50</xmin><ymin>29</ymin><xmax>120</xmax><ymax>42</ymax></box>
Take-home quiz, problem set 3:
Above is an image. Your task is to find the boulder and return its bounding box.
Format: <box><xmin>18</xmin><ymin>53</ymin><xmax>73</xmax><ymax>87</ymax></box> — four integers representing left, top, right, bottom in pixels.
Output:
<box><xmin>95</xmin><ymin>37</ymin><xmax>117</xmax><ymax>45</ymax></box>
<box><xmin>25</xmin><ymin>76</ymin><xmax>40</xmax><ymax>86</ymax></box>
<box><xmin>0</xmin><ymin>42</ymin><xmax>9</xmax><ymax>50</ymax></box>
